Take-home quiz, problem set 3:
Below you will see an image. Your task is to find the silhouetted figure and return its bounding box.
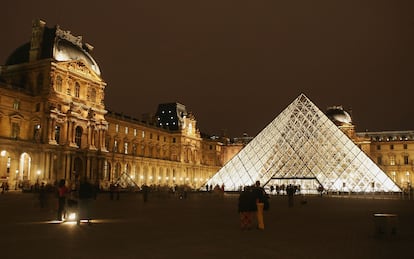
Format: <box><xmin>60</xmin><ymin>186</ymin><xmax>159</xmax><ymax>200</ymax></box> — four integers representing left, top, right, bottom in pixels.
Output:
<box><xmin>78</xmin><ymin>178</ymin><xmax>94</xmax><ymax>225</ymax></box>
<box><xmin>238</xmin><ymin>186</ymin><xmax>257</xmax><ymax>230</ymax></box>
<box><xmin>286</xmin><ymin>184</ymin><xmax>295</xmax><ymax>207</ymax></box>
<box><xmin>252</xmin><ymin>181</ymin><xmax>266</xmax><ymax>230</ymax></box>
<box><xmin>38</xmin><ymin>182</ymin><xmax>46</xmax><ymax>208</ymax></box>
<box><xmin>142</xmin><ymin>184</ymin><xmax>149</xmax><ymax>202</ymax></box>
<box><xmin>57</xmin><ymin>179</ymin><xmax>70</xmax><ymax>221</ymax></box>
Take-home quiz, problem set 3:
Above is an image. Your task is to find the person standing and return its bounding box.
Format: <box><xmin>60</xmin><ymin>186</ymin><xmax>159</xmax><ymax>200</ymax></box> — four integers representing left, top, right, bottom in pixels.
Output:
<box><xmin>286</xmin><ymin>184</ymin><xmax>295</xmax><ymax>207</ymax></box>
<box><xmin>238</xmin><ymin>186</ymin><xmax>257</xmax><ymax>230</ymax></box>
<box><xmin>78</xmin><ymin>178</ymin><xmax>94</xmax><ymax>225</ymax></box>
<box><xmin>252</xmin><ymin>181</ymin><xmax>266</xmax><ymax>230</ymax></box>
<box><xmin>57</xmin><ymin>179</ymin><xmax>69</xmax><ymax>221</ymax></box>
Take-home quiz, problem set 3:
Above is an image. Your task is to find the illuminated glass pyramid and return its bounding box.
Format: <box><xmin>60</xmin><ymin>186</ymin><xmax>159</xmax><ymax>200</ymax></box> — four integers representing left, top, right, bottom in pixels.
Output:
<box><xmin>207</xmin><ymin>94</ymin><xmax>401</xmax><ymax>193</ymax></box>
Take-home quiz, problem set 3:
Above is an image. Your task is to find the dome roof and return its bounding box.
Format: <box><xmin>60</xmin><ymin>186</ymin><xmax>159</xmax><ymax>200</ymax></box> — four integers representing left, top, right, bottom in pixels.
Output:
<box><xmin>53</xmin><ymin>39</ymin><xmax>101</xmax><ymax>76</ymax></box>
<box><xmin>326</xmin><ymin>106</ymin><xmax>352</xmax><ymax>125</ymax></box>
<box><xmin>4</xmin><ymin>25</ymin><xmax>101</xmax><ymax>76</ymax></box>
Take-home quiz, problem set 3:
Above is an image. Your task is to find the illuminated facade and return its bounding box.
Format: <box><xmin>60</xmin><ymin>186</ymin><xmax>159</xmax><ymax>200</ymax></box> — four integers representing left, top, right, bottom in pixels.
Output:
<box><xmin>206</xmin><ymin>94</ymin><xmax>401</xmax><ymax>193</ymax></box>
<box><xmin>0</xmin><ymin>20</ymin><xmax>223</xmax><ymax>190</ymax></box>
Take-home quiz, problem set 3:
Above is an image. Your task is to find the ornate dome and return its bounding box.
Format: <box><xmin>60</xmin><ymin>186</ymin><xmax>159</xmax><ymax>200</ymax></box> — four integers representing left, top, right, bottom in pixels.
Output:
<box><xmin>326</xmin><ymin>106</ymin><xmax>352</xmax><ymax>125</ymax></box>
<box><xmin>5</xmin><ymin>23</ymin><xmax>101</xmax><ymax>76</ymax></box>
<box><xmin>53</xmin><ymin>38</ymin><xmax>101</xmax><ymax>76</ymax></box>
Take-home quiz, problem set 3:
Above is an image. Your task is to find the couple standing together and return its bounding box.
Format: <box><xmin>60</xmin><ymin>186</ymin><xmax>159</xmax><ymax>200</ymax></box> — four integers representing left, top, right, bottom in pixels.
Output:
<box><xmin>238</xmin><ymin>181</ymin><xmax>268</xmax><ymax>230</ymax></box>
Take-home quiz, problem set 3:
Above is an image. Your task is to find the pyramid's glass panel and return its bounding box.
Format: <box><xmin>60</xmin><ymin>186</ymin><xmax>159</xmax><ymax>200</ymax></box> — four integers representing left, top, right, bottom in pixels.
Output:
<box><xmin>206</xmin><ymin>94</ymin><xmax>401</xmax><ymax>193</ymax></box>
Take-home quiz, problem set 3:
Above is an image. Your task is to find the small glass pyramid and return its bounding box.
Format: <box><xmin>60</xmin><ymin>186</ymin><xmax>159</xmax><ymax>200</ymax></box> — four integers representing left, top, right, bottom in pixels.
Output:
<box><xmin>207</xmin><ymin>94</ymin><xmax>401</xmax><ymax>193</ymax></box>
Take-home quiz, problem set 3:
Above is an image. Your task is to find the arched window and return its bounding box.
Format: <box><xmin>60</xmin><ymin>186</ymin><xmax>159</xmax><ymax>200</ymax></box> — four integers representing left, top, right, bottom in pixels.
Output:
<box><xmin>75</xmin><ymin>126</ymin><xmax>83</xmax><ymax>147</ymax></box>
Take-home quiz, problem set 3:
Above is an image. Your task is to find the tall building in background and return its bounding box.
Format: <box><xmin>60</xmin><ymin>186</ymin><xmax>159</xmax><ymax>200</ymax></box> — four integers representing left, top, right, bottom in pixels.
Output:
<box><xmin>0</xmin><ymin>20</ymin><xmax>224</xmax><ymax>190</ymax></box>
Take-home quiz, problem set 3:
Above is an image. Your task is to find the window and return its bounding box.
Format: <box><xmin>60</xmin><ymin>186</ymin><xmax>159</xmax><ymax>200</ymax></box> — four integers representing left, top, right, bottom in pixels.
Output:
<box><xmin>391</xmin><ymin>171</ymin><xmax>396</xmax><ymax>182</ymax></box>
<box><xmin>115</xmin><ymin>124</ymin><xmax>119</xmax><ymax>133</ymax></box>
<box><xmin>35</xmin><ymin>103</ymin><xmax>40</xmax><ymax>112</ymax></box>
<box><xmin>11</xmin><ymin>123</ymin><xmax>20</xmax><ymax>139</ymax></box>
<box><xmin>13</xmin><ymin>99</ymin><xmax>20</xmax><ymax>110</ymax></box>
<box><xmin>33</xmin><ymin>124</ymin><xmax>41</xmax><ymax>141</ymax></box>
<box><xmin>56</xmin><ymin>76</ymin><xmax>62</xmax><ymax>92</ymax></box>
<box><xmin>390</xmin><ymin>155</ymin><xmax>396</xmax><ymax>166</ymax></box>
<box><xmin>390</xmin><ymin>144</ymin><xmax>394</xmax><ymax>150</ymax></box>
<box><xmin>404</xmin><ymin>144</ymin><xmax>408</xmax><ymax>149</ymax></box>
<box><xmin>377</xmin><ymin>157</ymin><xmax>382</xmax><ymax>165</ymax></box>
<box><xmin>75</xmin><ymin>127</ymin><xmax>82</xmax><ymax>147</ymax></box>
<box><xmin>125</xmin><ymin>127</ymin><xmax>129</xmax><ymax>135</ymax></box>
<box><xmin>75</xmin><ymin>82</ymin><xmax>80</xmax><ymax>98</ymax></box>
<box><xmin>134</xmin><ymin>129</ymin><xmax>137</xmax><ymax>137</ymax></box>
<box><xmin>114</xmin><ymin>140</ymin><xmax>118</xmax><ymax>152</ymax></box>
<box><xmin>376</xmin><ymin>145</ymin><xmax>381</xmax><ymax>150</ymax></box>
<box><xmin>142</xmin><ymin>131</ymin><xmax>145</xmax><ymax>139</ymax></box>
<box><xmin>173</xmin><ymin>138</ymin><xmax>176</xmax><ymax>143</ymax></box>
<box><xmin>132</xmin><ymin>143</ymin><xmax>137</xmax><ymax>155</ymax></box>
<box><xmin>124</xmin><ymin>143</ymin><xmax>128</xmax><ymax>154</ymax></box>
<box><xmin>55</xmin><ymin>125</ymin><xmax>61</xmax><ymax>144</ymax></box>
<box><xmin>404</xmin><ymin>155</ymin><xmax>409</xmax><ymax>165</ymax></box>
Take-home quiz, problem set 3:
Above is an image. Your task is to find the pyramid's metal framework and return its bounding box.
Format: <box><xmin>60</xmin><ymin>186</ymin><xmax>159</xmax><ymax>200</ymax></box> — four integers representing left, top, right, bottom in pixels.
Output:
<box><xmin>207</xmin><ymin>94</ymin><xmax>401</xmax><ymax>193</ymax></box>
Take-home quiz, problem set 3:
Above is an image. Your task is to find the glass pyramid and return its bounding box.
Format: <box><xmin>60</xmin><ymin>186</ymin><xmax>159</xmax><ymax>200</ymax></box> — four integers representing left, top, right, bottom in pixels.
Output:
<box><xmin>207</xmin><ymin>94</ymin><xmax>401</xmax><ymax>193</ymax></box>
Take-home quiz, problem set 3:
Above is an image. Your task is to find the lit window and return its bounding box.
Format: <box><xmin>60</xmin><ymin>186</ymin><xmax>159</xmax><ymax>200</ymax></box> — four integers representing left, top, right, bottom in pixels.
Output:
<box><xmin>115</xmin><ymin>124</ymin><xmax>119</xmax><ymax>133</ymax></box>
<box><xmin>13</xmin><ymin>100</ymin><xmax>20</xmax><ymax>110</ymax></box>
<box><xmin>390</xmin><ymin>156</ymin><xmax>396</xmax><ymax>166</ymax></box>
<box><xmin>142</xmin><ymin>131</ymin><xmax>145</xmax><ymax>139</ymax></box>
<box><xmin>114</xmin><ymin>140</ymin><xmax>118</xmax><ymax>152</ymax></box>
<box><xmin>55</xmin><ymin>126</ymin><xmax>61</xmax><ymax>143</ymax></box>
<box><xmin>134</xmin><ymin>129</ymin><xmax>137</xmax><ymax>137</ymax></box>
<box><xmin>125</xmin><ymin>127</ymin><xmax>129</xmax><ymax>134</ymax></box>
<box><xmin>124</xmin><ymin>143</ymin><xmax>128</xmax><ymax>154</ymax></box>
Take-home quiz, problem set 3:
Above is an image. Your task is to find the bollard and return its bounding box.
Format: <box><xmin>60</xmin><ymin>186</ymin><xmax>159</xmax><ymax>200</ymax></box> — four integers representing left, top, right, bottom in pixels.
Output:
<box><xmin>373</xmin><ymin>213</ymin><xmax>398</xmax><ymax>237</ymax></box>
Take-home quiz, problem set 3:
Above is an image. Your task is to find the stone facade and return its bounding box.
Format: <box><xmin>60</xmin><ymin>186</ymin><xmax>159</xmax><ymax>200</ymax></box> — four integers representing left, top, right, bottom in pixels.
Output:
<box><xmin>0</xmin><ymin>20</ymin><xmax>223</xmax><ymax>190</ymax></box>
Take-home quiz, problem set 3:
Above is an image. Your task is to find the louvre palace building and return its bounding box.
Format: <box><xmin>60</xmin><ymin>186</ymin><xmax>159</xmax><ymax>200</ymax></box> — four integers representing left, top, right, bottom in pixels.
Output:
<box><xmin>0</xmin><ymin>20</ymin><xmax>413</xmax><ymax>192</ymax></box>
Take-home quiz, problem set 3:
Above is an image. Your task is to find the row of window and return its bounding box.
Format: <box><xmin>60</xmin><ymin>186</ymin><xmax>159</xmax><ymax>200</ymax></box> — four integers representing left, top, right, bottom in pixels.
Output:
<box><xmin>377</xmin><ymin>155</ymin><xmax>410</xmax><ymax>166</ymax></box>
<box><xmin>55</xmin><ymin>76</ymin><xmax>97</xmax><ymax>102</ymax></box>
<box><xmin>376</xmin><ymin>144</ymin><xmax>408</xmax><ymax>150</ymax></box>
<box><xmin>112</xmin><ymin>124</ymin><xmax>176</xmax><ymax>143</ymax></box>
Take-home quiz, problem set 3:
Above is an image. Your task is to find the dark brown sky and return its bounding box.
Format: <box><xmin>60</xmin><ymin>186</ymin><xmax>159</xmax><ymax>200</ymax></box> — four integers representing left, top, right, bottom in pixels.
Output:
<box><xmin>2</xmin><ymin>1</ymin><xmax>414</xmax><ymax>137</ymax></box>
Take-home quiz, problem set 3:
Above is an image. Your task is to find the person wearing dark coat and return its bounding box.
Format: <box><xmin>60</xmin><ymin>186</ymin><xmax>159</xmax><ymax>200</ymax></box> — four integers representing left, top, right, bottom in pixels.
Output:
<box><xmin>252</xmin><ymin>181</ymin><xmax>266</xmax><ymax>230</ymax></box>
<box><xmin>238</xmin><ymin>186</ymin><xmax>257</xmax><ymax>230</ymax></box>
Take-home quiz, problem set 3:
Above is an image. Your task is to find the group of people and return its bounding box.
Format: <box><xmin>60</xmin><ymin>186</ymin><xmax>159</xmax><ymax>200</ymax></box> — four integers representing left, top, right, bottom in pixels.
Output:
<box><xmin>57</xmin><ymin>178</ymin><xmax>95</xmax><ymax>225</ymax></box>
<box><xmin>238</xmin><ymin>181</ymin><xmax>269</xmax><ymax>230</ymax></box>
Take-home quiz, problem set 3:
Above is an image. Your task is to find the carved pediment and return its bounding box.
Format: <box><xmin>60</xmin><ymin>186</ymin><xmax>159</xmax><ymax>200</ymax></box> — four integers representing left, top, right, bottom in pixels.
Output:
<box><xmin>56</xmin><ymin>61</ymin><xmax>102</xmax><ymax>81</ymax></box>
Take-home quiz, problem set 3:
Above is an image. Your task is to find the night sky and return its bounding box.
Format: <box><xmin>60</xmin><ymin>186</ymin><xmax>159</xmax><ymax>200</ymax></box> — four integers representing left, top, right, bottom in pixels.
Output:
<box><xmin>2</xmin><ymin>1</ymin><xmax>414</xmax><ymax>137</ymax></box>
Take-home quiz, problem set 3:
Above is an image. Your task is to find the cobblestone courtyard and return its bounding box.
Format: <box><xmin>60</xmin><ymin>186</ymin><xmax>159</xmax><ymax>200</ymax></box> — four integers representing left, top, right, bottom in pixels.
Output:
<box><xmin>0</xmin><ymin>191</ymin><xmax>413</xmax><ymax>259</ymax></box>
